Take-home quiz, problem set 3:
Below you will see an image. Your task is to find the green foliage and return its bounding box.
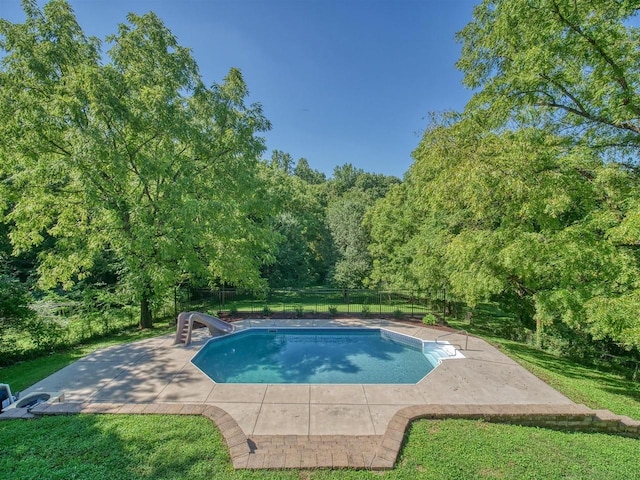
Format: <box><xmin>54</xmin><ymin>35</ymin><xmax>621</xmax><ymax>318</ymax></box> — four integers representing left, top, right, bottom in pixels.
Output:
<box><xmin>328</xmin><ymin>305</ymin><xmax>338</xmax><ymax>316</ymax></box>
<box><xmin>260</xmin><ymin>160</ymin><xmax>332</xmax><ymax>288</ymax></box>
<box><xmin>422</xmin><ymin>313</ymin><xmax>437</xmax><ymax>325</ymax></box>
<box><xmin>261</xmin><ymin>305</ymin><xmax>272</xmax><ymax>316</ymax></box>
<box><xmin>368</xmin><ymin>116</ymin><xmax>640</xmax><ymax>348</ymax></box>
<box><xmin>1</xmin><ymin>323</ymin><xmax>173</xmax><ymax>390</ymax></box>
<box><xmin>0</xmin><ymin>300</ymin><xmax>147</xmax><ymax>366</ymax></box>
<box><xmin>390</xmin><ymin>0</ymin><xmax>640</xmax><ymax>352</ymax></box>
<box><xmin>0</xmin><ymin>273</ymin><xmax>33</xmax><ymax>328</ymax></box>
<box><xmin>456</xmin><ymin>0</ymin><xmax>640</xmax><ymax>151</ymax></box>
<box><xmin>0</xmin><ymin>1</ymin><xmax>276</xmax><ymax>328</ymax></box>
<box><xmin>320</xmin><ymin>164</ymin><xmax>400</xmax><ymax>289</ymax></box>
<box><xmin>326</xmin><ymin>190</ymin><xmax>373</xmax><ymax>288</ymax></box>
<box><xmin>294</xmin><ymin>304</ymin><xmax>304</xmax><ymax>317</ymax></box>
<box><xmin>26</xmin><ymin>316</ymin><xmax>65</xmax><ymax>352</ymax></box>
<box><xmin>364</xmin><ymin>182</ymin><xmax>421</xmax><ymax>291</ymax></box>
<box><xmin>294</xmin><ymin>158</ymin><xmax>326</xmax><ymax>184</ymax></box>
<box><xmin>0</xmin><ymin>266</ymin><xmax>36</xmax><ymax>360</ymax></box>
<box><xmin>1</xmin><ymin>415</ymin><xmax>639</xmax><ymax>479</ymax></box>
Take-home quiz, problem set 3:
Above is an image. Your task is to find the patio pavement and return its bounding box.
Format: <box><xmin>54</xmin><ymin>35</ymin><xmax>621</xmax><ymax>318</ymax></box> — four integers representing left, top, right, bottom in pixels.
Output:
<box><xmin>2</xmin><ymin>318</ymin><xmax>598</xmax><ymax>469</ymax></box>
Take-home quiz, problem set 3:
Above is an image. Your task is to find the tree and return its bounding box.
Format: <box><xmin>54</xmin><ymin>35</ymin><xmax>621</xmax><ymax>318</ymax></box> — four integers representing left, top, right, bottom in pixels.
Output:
<box><xmin>0</xmin><ymin>0</ymin><xmax>275</xmax><ymax>328</ymax></box>
<box><xmin>451</xmin><ymin>0</ymin><xmax>640</xmax><ymax>347</ymax></box>
<box><xmin>323</xmin><ymin>164</ymin><xmax>401</xmax><ymax>288</ymax></box>
<box><xmin>259</xmin><ymin>158</ymin><xmax>331</xmax><ymax>287</ymax></box>
<box><xmin>326</xmin><ymin>190</ymin><xmax>372</xmax><ymax>289</ymax></box>
<box><xmin>330</xmin><ymin>163</ymin><xmax>361</xmax><ymax>196</ymax></box>
<box><xmin>367</xmin><ymin>115</ymin><xmax>640</xmax><ymax>348</ymax></box>
<box><xmin>269</xmin><ymin>150</ymin><xmax>295</xmax><ymax>175</ymax></box>
<box><xmin>364</xmin><ymin>182</ymin><xmax>425</xmax><ymax>290</ymax></box>
<box><xmin>294</xmin><ymin>158</ymin><xmax>326</xmax><ymax>185</ymax></box>
<box><xmin>0</xmin><ymin>264</ymin><xmax>34</xmax><ymax>332</ymax></box>
<box><xmin>456</xmin><ymin>0</ymin><xmax>640</xmax><ymax>152</ymax></box>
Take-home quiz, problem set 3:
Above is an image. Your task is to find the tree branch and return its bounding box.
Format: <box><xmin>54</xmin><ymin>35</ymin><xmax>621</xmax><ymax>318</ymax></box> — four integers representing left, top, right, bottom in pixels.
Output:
<box><xmin>551</xmin><ymin>0</ymin><xmax>640</xmax><ymax>117</ymax></box>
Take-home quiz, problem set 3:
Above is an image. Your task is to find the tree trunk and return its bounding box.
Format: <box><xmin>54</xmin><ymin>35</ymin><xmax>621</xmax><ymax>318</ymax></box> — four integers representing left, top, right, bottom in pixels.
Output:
<box><xmin>139</xmin><ymin>294</ymin><xmax>153</xmax><ymax>329</ymax></box>
<box><xmin>536</xmin><ymin>316</ymin><xmax>543</xmax><ymax>349</ymax></box>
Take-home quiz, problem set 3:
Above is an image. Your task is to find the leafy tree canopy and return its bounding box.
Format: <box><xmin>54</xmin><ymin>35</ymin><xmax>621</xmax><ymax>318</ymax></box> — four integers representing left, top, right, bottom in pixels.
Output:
<box><xmin>369</xmin><ymin>115</ymin><xmax>640</xmax><ymax>348</ymax></box>
<box><xmin>0</xmin><ymin>0</ymin><xmax>276</xmax><ymax>327</ymax></box>
<box><xmin>457</xmin><ymin>0</ymin><xmax>640</xmax><ymax>155</ymax></box>
<box><xmin>448</xmin><ymin>0</ymin><xmax>640</xmax><ymax>347</ymax></box>
<box><xmin>259</xmin><ymin>159</ymin><xmax>331</xmax><ymax>288</ymax></box>
<box><xmin>294</xmin><ymin>158</ymin><xmax>327</xmax><ymax>185</ymax></box>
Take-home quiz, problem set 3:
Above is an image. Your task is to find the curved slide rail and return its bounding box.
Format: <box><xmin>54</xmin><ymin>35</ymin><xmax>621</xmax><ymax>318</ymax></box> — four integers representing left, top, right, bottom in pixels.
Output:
<box><xmin>174</xmin><ymin>311</ymin><xmax>234</xmax><ymax>346</ymax></box>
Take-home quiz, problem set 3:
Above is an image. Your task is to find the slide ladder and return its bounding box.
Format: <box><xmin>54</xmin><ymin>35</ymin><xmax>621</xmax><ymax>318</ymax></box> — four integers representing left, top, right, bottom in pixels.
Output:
<box><xmin>174</xmin><ymin>311</ymin><xmax>235</xmax><ymax>346</ymax></box>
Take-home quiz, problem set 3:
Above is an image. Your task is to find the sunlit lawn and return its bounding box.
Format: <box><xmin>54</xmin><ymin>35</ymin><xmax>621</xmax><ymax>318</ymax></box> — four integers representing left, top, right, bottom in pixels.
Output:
<box><xmin>2</xmin><ymin>415</ymin><xmax>638</xmax><ymax>480</ymax></box>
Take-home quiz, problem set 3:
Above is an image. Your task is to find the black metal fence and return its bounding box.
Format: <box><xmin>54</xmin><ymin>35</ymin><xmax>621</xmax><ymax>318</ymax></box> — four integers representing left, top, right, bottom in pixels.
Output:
<box><xmin>175</xmin><ymin>287</ymin><xmax>450</xmax><ymax>319</ymax></box>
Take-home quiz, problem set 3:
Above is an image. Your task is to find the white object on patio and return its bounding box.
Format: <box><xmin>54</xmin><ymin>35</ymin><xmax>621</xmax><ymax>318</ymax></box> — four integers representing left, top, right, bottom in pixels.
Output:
<box><xmin>174</xmin><ymin>311</ymin><xmax>234</xmax><ymax>346</ymax></box>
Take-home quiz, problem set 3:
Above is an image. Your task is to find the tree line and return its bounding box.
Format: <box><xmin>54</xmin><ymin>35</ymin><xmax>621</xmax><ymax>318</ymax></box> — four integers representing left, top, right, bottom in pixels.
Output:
<box><xmin>368</xmin><ymin>0</ymin><xmax>640</xmax><ymax>353</ymax></box>
<box><xmin>0</xmin><ymin>0</ymin><xmax>399</xmax><ymax>333</ymax></box>
<box><xmin>2</xmin><ymin>0</ymin><xmax>640</xmax><ymax>361</ymax></box>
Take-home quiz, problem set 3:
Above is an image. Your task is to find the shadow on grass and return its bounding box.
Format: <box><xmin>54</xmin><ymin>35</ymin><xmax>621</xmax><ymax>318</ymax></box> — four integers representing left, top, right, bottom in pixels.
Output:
<box><xmin>0</xmin><ymin>414</ymin><xmax>252</xmax><ymax>480</ymax></box>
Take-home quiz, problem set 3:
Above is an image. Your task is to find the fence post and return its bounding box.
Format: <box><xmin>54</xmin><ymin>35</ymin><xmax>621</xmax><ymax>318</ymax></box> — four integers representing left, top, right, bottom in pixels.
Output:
<box><xmin>442</xmin><ymin>287</ymin><xmax>446</xmax><ymax>323</ymax></box>
<box><xmin>411</xmin><ymin>292</ymin><xmax>414</xmax><ymax>317</ymax></box>
<box><xmin>346</xmin><ymin>289</ymin><xmax>350</xmax><ymax>314</ymax></box>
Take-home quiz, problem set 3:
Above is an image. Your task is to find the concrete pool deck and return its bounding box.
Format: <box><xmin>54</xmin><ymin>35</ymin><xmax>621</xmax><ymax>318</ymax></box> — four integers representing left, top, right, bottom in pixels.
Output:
<box><xmin>3</xmin><ymin>318</ymin><xmax>637</xmax><ymax>469</ymax></box>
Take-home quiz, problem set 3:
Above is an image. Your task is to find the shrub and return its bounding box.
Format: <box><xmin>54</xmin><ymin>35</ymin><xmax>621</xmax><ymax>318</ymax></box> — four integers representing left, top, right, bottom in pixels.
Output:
<box><xmin>29</xmin><ymin>317</ymin><xmax>65</xmax><ymax>353</ymax></box>
<box><xmin>422</xmin><ymin>313</ymin><xmax>438</xmax><ymax>325</ymax></box>
<box><xmin>262</xmin><ymin>305</ymin><xmax>272</xmax><ymax>316</ymax></box>
<box><xmin>361</xmin><ymin>305</ymin><xmax>370</xmax><ymax>317</ymax></box>
<box><xmin>328</xmin><ymin>305</ymin><xmax>338</xmax><ymax>316</ymax></box>
<box><xmin>393</xmin><ymin>309</ymin><xmax>404</xmax><ymax>319</ymax></box>
<box><xmin>294</xmin><ymin>305</ymin><xmax>304</xmax><ymax>317</ymax></box>
<box><xmin>0</xmin><ymin>274</ymin><xmax>34</xmax><ymax>330</ymax></box>
<box><xmin>229</xmin><ymin>306</ymin><xmax>238</xmax><ymax>316</ymax></box>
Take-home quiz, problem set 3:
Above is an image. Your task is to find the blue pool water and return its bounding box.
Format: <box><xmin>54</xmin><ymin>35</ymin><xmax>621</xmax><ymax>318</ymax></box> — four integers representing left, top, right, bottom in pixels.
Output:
<box><xmin>191</xmin><ymin>328</ymin><xmax>442</xmax><ymax>384</ymax></box>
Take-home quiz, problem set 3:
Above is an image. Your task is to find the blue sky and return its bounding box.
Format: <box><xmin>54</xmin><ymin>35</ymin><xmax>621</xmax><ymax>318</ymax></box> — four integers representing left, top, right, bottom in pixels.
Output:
<box><xmin>0</xmin><ymin>0</ymin><xmax>477</xmax><ymax>178</ymax></box>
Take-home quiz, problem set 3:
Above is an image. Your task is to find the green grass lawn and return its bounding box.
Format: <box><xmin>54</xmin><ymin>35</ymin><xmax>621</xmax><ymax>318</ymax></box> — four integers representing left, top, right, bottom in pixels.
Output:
<box><xmin>1</xmin><ymin>310</ymin><xmax>639</xmax><ymax>479</ymax></box>
<box><xmin>2</xmin><ymin>415</ymin><xmax>638</xmax><ymax>480</ymax></box>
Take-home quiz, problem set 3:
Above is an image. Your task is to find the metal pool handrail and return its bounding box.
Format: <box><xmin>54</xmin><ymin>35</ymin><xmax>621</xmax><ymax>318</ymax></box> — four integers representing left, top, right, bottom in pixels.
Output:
<box><xmin>436</xmin><ymin>329</ymin><xmax>469</xmax><ymax>352</ymax></box>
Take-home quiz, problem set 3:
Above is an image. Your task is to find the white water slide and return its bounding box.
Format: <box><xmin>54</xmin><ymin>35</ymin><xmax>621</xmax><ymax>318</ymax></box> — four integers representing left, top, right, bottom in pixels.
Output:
<box><xmin>174</xmin><ymin>311</ymin><xmax>234</xmax><ymax>346</ymax></box>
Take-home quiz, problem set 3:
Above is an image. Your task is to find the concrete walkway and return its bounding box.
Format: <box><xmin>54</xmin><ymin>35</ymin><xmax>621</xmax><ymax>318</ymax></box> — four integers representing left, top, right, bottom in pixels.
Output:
<box><xmin>3</xmin><ymin>318</ymin><xmax>621</xmax><ymax>470</ymax></box>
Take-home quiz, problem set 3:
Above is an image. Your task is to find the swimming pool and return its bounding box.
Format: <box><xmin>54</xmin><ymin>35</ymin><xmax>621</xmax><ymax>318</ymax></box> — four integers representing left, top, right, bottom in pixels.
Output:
<box><xmin>191</xmin><ymin>327</ymin><xmax>459</xmax><ymax>384</ymax></box>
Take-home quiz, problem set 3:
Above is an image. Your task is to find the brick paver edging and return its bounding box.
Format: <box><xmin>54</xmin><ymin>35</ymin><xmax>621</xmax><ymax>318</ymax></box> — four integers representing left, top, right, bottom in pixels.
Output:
<box><xmin>3</xmin><ymin>402</ymin><xmax>639</xmax><ymax>470</ymax></box>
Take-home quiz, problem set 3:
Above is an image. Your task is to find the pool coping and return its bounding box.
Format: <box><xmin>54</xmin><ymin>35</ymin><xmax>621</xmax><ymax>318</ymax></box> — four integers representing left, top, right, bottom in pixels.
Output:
<box><xmin>3</xmin><ymin>318</ymin><xmax>639</xmax><ymax>470</ymax></box>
